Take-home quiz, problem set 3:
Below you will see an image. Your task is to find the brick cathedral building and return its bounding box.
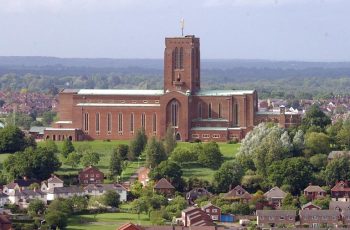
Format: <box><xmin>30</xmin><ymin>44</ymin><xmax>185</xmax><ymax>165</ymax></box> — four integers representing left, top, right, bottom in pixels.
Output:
<box><xmin>44</xmin><ymin>35</ymin><xmax>301</xmax><ymax>142</ymax></box>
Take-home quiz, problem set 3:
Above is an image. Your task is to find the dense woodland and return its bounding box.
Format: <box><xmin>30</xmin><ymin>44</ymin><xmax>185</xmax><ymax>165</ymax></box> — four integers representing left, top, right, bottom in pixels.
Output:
<box><xmin>1</xmin><ymin>57</ymin><xmax>350</xmax><ymax>99</ymax></box>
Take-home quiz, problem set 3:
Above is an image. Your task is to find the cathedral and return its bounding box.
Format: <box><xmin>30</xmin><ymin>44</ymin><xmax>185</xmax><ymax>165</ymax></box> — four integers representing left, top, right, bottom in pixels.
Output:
<box><xmin>45</xmin><ymin>35</ymin><xmax>301</xmax><ymax>142</ymax></box>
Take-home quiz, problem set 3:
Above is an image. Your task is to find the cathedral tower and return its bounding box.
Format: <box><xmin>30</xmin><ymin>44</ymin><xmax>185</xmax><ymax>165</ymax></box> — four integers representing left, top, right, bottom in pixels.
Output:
<box><xmin>163</xmin><ymin>35</ymin><xmax>200</xmax><ymax>94</ymax></box>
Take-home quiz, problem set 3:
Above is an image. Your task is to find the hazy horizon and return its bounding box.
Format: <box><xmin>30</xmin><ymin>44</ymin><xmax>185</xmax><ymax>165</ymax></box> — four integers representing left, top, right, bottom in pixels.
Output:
<box><xmin>1</xmin><ymin>0</ymin><xmax>350</xmax><ymax>61</ymax></box>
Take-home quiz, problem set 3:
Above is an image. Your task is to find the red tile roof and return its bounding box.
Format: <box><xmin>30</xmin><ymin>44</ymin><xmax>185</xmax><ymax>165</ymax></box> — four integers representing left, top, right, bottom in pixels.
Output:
<box><xmin>154</xmin><ymin>178</ymin><xmax>175</xmax><ymax>189</ymax></box>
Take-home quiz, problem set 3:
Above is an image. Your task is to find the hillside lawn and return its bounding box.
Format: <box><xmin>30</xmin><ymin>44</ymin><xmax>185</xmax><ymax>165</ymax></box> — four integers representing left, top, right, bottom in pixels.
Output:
<box><xmin>67</xmin><ymin>212</ymin><xmax>151</xmax><ymax>230</ymax></box>
<box><xmin>0</xmin><ymin>140</ymin><xmax>240</xmax><ymax>182</ymax></box>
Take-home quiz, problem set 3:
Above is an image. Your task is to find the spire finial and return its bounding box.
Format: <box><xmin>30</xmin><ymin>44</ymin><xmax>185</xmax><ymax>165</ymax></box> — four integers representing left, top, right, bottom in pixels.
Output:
<box><xmin>180</xmin><ymin>18</ymin><xmax>184</xmax><ymax>36</ymax></box>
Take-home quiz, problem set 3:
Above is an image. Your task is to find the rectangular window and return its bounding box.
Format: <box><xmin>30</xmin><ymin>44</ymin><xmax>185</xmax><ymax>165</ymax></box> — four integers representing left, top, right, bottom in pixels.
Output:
<box><xmin>141</xmin><ymin>113</ymin><xmax>146</xmax><ymax>130</ymax></box>
<box><xmin>107</xmin><ymin>113</ymin><xmax>112</xmax><ymax>134</ymax></box>
<box><xmin>143</xmin><ymin>100</ymin><xmax>148</xmax><ymax>103</ymax></box>
<box><xmin>118</xmin><ymin>113</ymin><xmax>123</xmax><ymax>133</ymax></box>
<box><xmin>198</xmin><ymin>103</ymin><xmax>202</xmax><ymax>119</ymax></box>
<box><xmin>152</xmin><ymin>113</ymin><xmax>157</xmax><ymax>134</ymax></box>
<box><xmin>212</xmin><ymin>134</ymin><xmax>220</xmax><ymax>138</ymax></box>
<box><xmin>130</xmin><ymin>113</ymin><xmax>134</xmax><ymax>133</ymax></box>
<box><xmin>192</xmin><ymin>134</ymin><xmax>199</xmax><ymax>138</ymax></box>
<box><xmin>84</xmin><ymin>113</ymin><xmax>89</xmax><ymax>132</ymax></box>
<box><xmin>202</xmin><ymin>134</ymin><xmax>210</xmax><ymax>138</ymax></box>
<box><xmin>208</xmin><ymin>103</ymin><xmax>212</xmax><ymax>119</ymax></box>
<box><xmin>234</xmin><ymin>103</ymin><xmax>239</xmax><ymax>125</ymax></box>
<box><xmin>95</xmin><ymin>113</ymin><xmax>100</xmax><ymax>133</ymax></box>
<box><xmin>218</xmin><ymin>103</ymin><xmax>222</xmax><ymax>118</ymax></box>
<box><xmin>155</xmin><ymin>100</ymin><xmax>160</xmax><ymax>104</ymax></box>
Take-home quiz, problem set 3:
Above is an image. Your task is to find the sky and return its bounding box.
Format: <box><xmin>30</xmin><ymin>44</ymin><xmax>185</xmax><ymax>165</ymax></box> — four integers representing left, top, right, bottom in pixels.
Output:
<box><xmin>0</xmin><ymin>0</ymin><xmax>349</xmax><ymax>61</ymax></box>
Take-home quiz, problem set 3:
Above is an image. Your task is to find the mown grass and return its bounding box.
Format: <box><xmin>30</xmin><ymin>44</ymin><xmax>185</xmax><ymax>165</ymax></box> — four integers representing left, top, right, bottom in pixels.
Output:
<box><xmin>0</xmin><ymin>140</ymin><xmax>240</xmax><ymax>183</ymax></box>
<box><xmin>67</xmin><ymin>212</ymin><xmax>151</xmax><ymax>230</ymax></box>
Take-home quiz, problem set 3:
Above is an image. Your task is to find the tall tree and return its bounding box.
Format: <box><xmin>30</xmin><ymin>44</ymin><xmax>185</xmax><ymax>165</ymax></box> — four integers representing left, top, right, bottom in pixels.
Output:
<box><xmin>109</xmin><ymin>150</ymin><xmax>123</xmax><ymax>177</ymax></box>
<box><xmin>113</xmin><ymin>144</ymin><xmax>129</xmax><ymax>161</ymax></box>
<box><xmin>336</xmin><ymin>118</ymin><xmax>350</xmax><ymax>150</ymax></box>
<box><xmin>145</xmin><ymin>137</ymin><xmax>166</xmax><ymax>168</ymax></box>
<box><xmin>301</xmin><ymin>104</ymin><xmax>331</xmax><ymax>131</ymax></box>
<box><xmin>0</xmin><ymin>125</ymin><xmax>31</xmax><ymax>153</ymax></box>
<box><xmin>323</xmin><ymin>157</ymin><xmax>350</xmax><ymax>185</ymax></box>
<box><xmin>102</xmin><ymin>190</ymin><xmax>120</xmax><ymax>208</ymax></box>
<box><xmin>304</xmin><ymin>132</ymin><xmax>330</xmax><ymax>156</ymax></box>
<box><xmin>150</xmin><ymin>160</ymin><xmax>184</xmax><ymax>191</ymax></box>
<box><xmin>61</xmin><ymin>138</ymin><xmax>75</xmax><ymax>158</ymax></box>
<box><xmin>213</xmin><ymin>161</ymin><xmax>244</xmax><ymax>193</ymax></box>
<box><xmin>129</xmin><ymin>128</ymin><xmax>147</xmax><ymax>160</ymax></box>
<box><xmin>198</xmin><ymin>142</ymin><xmax>223</xmax><ymax>169</ymax></box>
<box><xmin>164</xmin><ymin>125</ymin><xmax>177</xmax><ymax>155</ymax></box>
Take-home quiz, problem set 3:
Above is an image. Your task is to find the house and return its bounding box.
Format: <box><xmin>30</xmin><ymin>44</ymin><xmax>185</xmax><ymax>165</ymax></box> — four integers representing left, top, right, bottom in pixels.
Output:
<box><xmin>41</xmin><ymin>175</ymin><xmax>64</xmax><ymax>192</ymax></box>
<box><xmin>3</xmin><ymin>178</ymin><xmax>40</xmax><ymax>194</ymax></box>
<box><xmin>256</xmin><ymin>210</ymin><xmax>296</xmax><ymax>227</ymax></box>
<box><xmin>201</xmin><ymin>203</ymin><xmax>221</xmax><ymax>221</ymax></box>
<box><xmin>0</xmin><ymin>193</ymin><xmax>9</xmax><ymax>207</ymax></box>
<box><xmin>46</xmin><ymin>186</ymin><xmax>85</xmax><ymax>201</ymax></box>
<box><xmin>223</xmin><ymin>185</ymin><xmax>252</xmax><ymax>203</ymax></box>
<box><xmin>303</xmin><ymin>184</ymin><xmax>326</xmax><ymax>200</ymax></box>
<box><xmin>153</xmin><ymin>178</ymin><xmax>175</xmax><ymax>197</ymax></box>
<box><xmin>331</xmin><ymin>181</ymin><xmax>350</xmax><ymax>201</ymax></box>
<box><xmin>181</xmin><ymin>206</ymin><xmax>213</xmax><ymax>227</ymax></box>
<box><xmin>117</xmin><ymin>222</ymin><xmax>144</xmax><ymax>230</ymax></box>
<box><xmin>329</xmin><ymin>201</ymin><xmax>350</xmax><ymax>212</ymax></box>
<box><xmin>7</xmin><ymin>188</ymin><xmax>47</xmax><ymax>208</ymax></box>
<box><xmin>328</xmin><ymin>151</ymin><xmax>350</xmax><ymax>161</ymax></box>
<box><xmin>186</xmin><ymin>188</ymin><xmax>211</xmax><ymax>205</ymax></box>
<box><xmin>78</xmin><ymin>166</ymin><xmax>104</xmax><ymax>185</ymax></box>
<box><xmin>84</xmin><ymin>184</ymin><xmax>127</xmax><ymax>202</ymax></box>
<box><xmin>301</xmin><ymin>202</ymin><xmax>321</xmax><ymax>210</ymax></box>
<box><xmin>137</xmin><ymin>167</ymin><xmax>150</xmax><ymax>186</ymax></box>
<box><xmin>0</xmin><ymin>214</ymin><xmax>12</xmax><ymax>230</ymax></box>
<box><xmin>264</xmin><ymin>186</ymin><xmax>287</xmax><ymax>209</ymax></box>
<box><xmin>299</xmin><ymin>209</ymin><xmax>340</xmax><ymax>228</ymax></box>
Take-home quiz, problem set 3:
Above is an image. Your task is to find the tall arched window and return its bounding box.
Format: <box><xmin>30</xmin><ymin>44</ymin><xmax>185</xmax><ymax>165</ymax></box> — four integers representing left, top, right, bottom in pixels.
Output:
<box><xmin>198</xmin><ymin>103</ymin><xmax>202</xmax><ymax>119</ymax></box>
<box><xmin>179</xmin><ymin>47</ymin><xmax>184</xmax><ymax>69</ymax></box>
<box><xmin>130</xmin><ymin>113</ymin><xmax>134</xmax><ymax>133</ymax></box>
<box><xmin>174</xmin><ymin>47</ymin><xmax>179</xmax><ymax>69</ymax></box>
<box><xmin>95</xmin><ymin>113</ymin><xmax>100</xmax><ymax>132</ymax></box>
<box><xmin>141</xmin><ymin>113</ymin><xmax>146</xmax><ymax>130</ymax></box>
<box><xmin>234</xmin><ymin>103</ymin><xmax>239</xmax><ymax>125</ymax></box>
<box><xmin>171</xmin><ymin>101</ymin><xmax>179</xmax><ymax>127</ymax></box>
<box><xmin>152</xmin><ymin>113</ymin><xmax>157</xmax><ymax>133</ymax></box>
<box><xmin>107</xmin><ymin>113</ymin><xmax>112</xmax><ymax>133</ymax></box>
<box><xmin>218</xmin><ymin>103</ymin><xmax>222</xmax><ymax>119</ymax></box>
<box><xmin>84</xmin><ymin>113</ymin><xmax>89</xmax><ymax>132</ymax></box>
<box><xmin>208</xmin><ymin>103</ymin><xmax>212</xmax><ymax>119</ymax></box>
<box><xmin>118</xmin><ymin>113</ymin><xmax>123</xmax><ymax>132</ymax></box>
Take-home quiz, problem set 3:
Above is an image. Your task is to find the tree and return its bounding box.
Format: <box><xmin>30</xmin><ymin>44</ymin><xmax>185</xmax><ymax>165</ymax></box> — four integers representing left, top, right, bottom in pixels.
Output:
<box><xmin>268</xmin><ymin>157</ymin><xmax>313</xmax><ymax>195</ymax></box>
<box><xmin>337</xmin><ymin>119</ymin><xmax>350</xmax><ymax>150</ymax></box>
<box><xmin>304</xmin><ymin>132</ymin><xmax>330</xmax><ymax>156</ymax></box>
<box><xmin>109</xmin><ymin>150</ymin><xmax>123</xmax><ymax>178</ymax></box>
<box><xmin>61</xmin><ymin>138</ymin><xmax>75</xmax><ymax>158</ymax></box>
<box><xmin>70</xmin><ymin>195</ymin><xmax>88</xmax><ymax>213</ymax></box>
<box><xmin>198</xmin><ymin>142</ymin><xmax>223</xmax><ymax>169</ymax></box>
<box><xmin>145</xmin><ymin>137</ymin><xmax>166</xmax><ymax>168</ymax></box>
<box><xmin>0</xmin><ymin>125</ymin><xmax>31</xmax><ymax>153</ymax></box>
<box><xmin>281</xmin><ymin>193</ymin><xmax>298</xmax><ymax>210</ymax></box>
<box><xmin>3</xmin><ymin>146</ymin><xmax>61</xmax><ymax>180</ymax></box>
<box><xmin>213</xmin><ymin>161</ymin><xmax>244</xmax><ymax>193</ymax></box>
<box><xmin>65</xmin><ymin>152</ymin><xmax>81</xmax><ymax>168</ymax></box>
<box><xmin>170</xmin><ymin>146</ymin><xmax>198</xmax><ymax>165</ymax></box>
<box><xmin>150</xmin><ymin>160</ymin><xmax>184</xmax><ymax>191</ymax></box>
<box><xmin>230</xmin><ymin>203</ymin><xmax>251</xmax><ymax>215</ymax></box>
<box><xmin>129</xmin><ymin>128</ymin><xmax>147</xmax><ymax>160</ymax></box>
<box><xmin>81</xmin><ymin>151</ymin><xmax>100</xmax><ymax>167</ymax></box>
<box><xmin>113</xmin><ymin>144</ymin><xmax>129</xmax><ymax>161</ymax></box>
<box><xmin>313</xmin><ymin>196</ymin><xmax>331</xmax><ymax>209</ymax></box>
<box><xmin>45</xmin><ymin>210</ymin><xmax>68</xmax><ymax>230</ymax></box>
<box><xmin>309</xmin><ymin>154</ymin><xmax>328</xmax><ymax>171</ymax></box>
<box><xmin>42</xmin><ymin>111</ymin><xmax>57</xmax><ymax>126</ymax></box>
<box><xmin>292</xmin><ymin>129</ymin><xmax>305</xmax><ymax>156</ymax></box>
<box><xmin>301</xmin><ymin>104</ymin><xmax>331</xmax><ymax>131</ymax></box>
<box><xmin>102</xmin><ymin>190</ymin><xmax>120</xmax><ymax>208</ymax></box>
<box><xmin>150</xmin><ymin>210</ymin><xmax>165</xmax><ymax>225</ymax></box>
<box><xmin>165</xmin><ymin>195</ymin><xmax>187</xmax><ymax>218</ymax></box>
<box><xmin>130</xmin><ymin>180</ymin><xmax>143</xmax><ymax>198</ymax></box>
<box><xmin>164</xmin><ymin>125</ymin><xmax>176</xmax><ymax>155</ymax></box>
<box><xmin>28</xmin><ymin>199</ymin><xmax>46</xmax><ymax>217</ymax></box>
<box><xmin>323</xmin><ymin>157</ymin><xmax>350</xmax><ymax>185</ymax></box>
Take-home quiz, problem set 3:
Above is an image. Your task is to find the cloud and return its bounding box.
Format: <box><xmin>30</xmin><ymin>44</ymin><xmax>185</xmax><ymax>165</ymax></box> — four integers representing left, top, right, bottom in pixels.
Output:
<box><xmin>202</xmin><ymin>0</ymin><xmax>338</xmax><ymax>7</ymax></box>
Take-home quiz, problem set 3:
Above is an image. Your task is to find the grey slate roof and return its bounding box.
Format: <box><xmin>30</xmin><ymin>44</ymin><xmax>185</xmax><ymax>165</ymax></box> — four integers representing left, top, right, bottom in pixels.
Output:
<box><xmin>299</xmin><ymin>209</ymin><xmax>340</xmax><ymax>217</ymax></box>
<box><xmin>329</xmin><ymin>201</ymin><xmax>350</xmax><ymax>211</ymax></box>
<box><xmin>256</xmin><ymin>210</ymin><xmax>297</xmax><ymax>217</ymax></box>
<box><xmin>48</xmin><ymin>186</ymin><xmax>84</xmax><ymax>194</ymax></box>
<box><xmin>264</xmin><ymin>186</ymin><xmax>287</xmax><ymax>199</ymax></box>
